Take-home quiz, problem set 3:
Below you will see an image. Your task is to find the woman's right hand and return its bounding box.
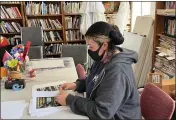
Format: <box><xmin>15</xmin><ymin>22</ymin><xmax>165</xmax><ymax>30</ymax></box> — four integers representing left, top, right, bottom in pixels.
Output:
<box><xmin>61</xmin><ymin>83</ymin><xmax>77</xmax><ymax>91</ymax></box>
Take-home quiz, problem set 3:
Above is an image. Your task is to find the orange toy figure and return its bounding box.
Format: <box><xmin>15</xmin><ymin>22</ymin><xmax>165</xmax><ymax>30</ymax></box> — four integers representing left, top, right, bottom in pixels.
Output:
<box><xmin>0</xmin><ymin>36</ymin><xmax>9</xmax><ymax>47</ymax></box>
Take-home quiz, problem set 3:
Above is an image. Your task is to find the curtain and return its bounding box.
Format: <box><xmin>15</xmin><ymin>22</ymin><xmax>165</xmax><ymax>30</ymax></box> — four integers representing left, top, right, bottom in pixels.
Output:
<box><xmin>79</xmin><ymin>2</ymin><xmax>107</xmax><ymax>69</ymax></box>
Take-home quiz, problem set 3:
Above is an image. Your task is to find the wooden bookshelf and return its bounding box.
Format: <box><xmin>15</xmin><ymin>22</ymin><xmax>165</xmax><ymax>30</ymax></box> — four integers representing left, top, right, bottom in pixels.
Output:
<box><xmin>44</xmin><ymin>41</ymin><xmax>63</xmax><ymax>44</ymax></box>
<box><xmin>43</xmin><ymin>29</ymin><xmax>63</xmax><ymax>31</ymax></box>
<box><xmin>65</xmin><ymin>13</ymin><xmax>81</xmax><ymax>16</ymax></box>
<box><xmin>1</xmin><ymin>18</ymin><xmax>23</xmax><ymax>21</ymax></box>
<box><xmin>24</xmin><ymin>1</ymin><xmax>65</xmax><ymax>57</ymax></box>
<box><xmin>66</xmin><ymin>28</ymin><xmax>80</xmax><ymax>30</ymax></box>
<box><xmin>0</xmin><ymin>33</ymin><xmax>21</xmax><ymax>35</ymax></box>
<box><xmin>63</xmin><ymin>1</ymin><xmax>85</xmax><ymax>45</ymax></box>
<box><xmin>0</xmin><ymin>3</ymin><xmax>21</xmax><ymax>6</ymax></box>
<box><xmin>152</xmin><ymin>1</ymin><xmax>175</xmax><ymax>78</ymax></box>
<box><xmin>0</xmin><ymin>1</ymin><xmax>25</xmax><ymax>38</ymax></box>
<box><xmin>157</xmin><ymin>34</ymin><xmax>175</xmax><ymax>40</ymax></box>
<box><xmin>67</xmin><ymin>40</ymin><xmax>86</xmax><ymax>43</ymax></box>
<box><xmin>26</xmin><ymin>14</ymin><xmax>62</xmax><ymax>18</ymax></box>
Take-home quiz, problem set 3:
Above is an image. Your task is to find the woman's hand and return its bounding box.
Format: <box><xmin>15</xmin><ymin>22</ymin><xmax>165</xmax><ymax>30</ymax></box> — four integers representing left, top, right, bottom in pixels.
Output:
<box><xmin>55</xmin><ymin>87</ymin><xmax>69</xmax><ymax>106</ymax></box>
<box><xmin>61</xmin><ymin>82</ymin><xmax>77</xmax><ymax>91</ymax></box>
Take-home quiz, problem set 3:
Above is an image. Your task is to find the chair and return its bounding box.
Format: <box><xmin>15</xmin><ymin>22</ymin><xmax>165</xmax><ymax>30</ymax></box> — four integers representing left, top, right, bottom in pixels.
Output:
<box><xmin>76</xmin><ymin>64</ymin><xmax>86</xmax><ymax>79</ymax></box>
<box><xmin>21</xmin><ymin>27</ymin><xmax>43</xmax><ymax>59</ymax></box>
<box><xmin>140</xmin><ymin>83</ymin><xmax>175</xmax><ymax>120</ymax></box>
<box><xmin>28</xmin><ymin>46</ymin><xmax>43</xmax><ymax>59</ymax></box>
<box><xmin>61</xmin><ymin>44</ymin><xmax>88</xmax><ymax>70</ymax></box>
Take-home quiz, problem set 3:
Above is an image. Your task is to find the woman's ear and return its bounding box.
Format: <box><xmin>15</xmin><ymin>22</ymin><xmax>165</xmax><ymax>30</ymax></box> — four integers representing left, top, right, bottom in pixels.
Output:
<box><xmin>98</xmin><ymin>42</ymin><xmax>108</xmax><ymax>56</ymax></box>
<box><xmin>102</xmin><ymin>42</ymin><xmax>108</xmax><ymax>50</ymax></box>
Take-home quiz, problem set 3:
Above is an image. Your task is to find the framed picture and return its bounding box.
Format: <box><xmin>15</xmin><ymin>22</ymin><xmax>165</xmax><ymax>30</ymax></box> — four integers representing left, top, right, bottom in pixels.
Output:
<box><xmin>103</xmin><ymin>2</ymin><xmax>114</xmax><ymax>13</ymax></box>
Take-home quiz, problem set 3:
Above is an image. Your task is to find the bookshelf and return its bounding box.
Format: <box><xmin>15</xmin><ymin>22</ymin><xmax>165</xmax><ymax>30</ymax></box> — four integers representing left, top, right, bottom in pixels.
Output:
<box><xmin>63</xmin><ymin>1</ymin><xmax>85</xmax><ymax>44</ymax></box>
<box><xmin>1</xmin><ymin>1</ymin><xmax>135</xmax><ymax>58</ymax></box>
<box><xmin>24</xmin><ymin>1</ymin><xmax>64</xmax><ymax>57</ymax></box>
<box><xmin>0</xmin><ymin>1</ymin><xmax>25</xmax><ymax>45</ymax></box>
<box><xmin>152</xmin><ymin>1</ymin><xmax>175</xmax><ymax>78</ymax></box>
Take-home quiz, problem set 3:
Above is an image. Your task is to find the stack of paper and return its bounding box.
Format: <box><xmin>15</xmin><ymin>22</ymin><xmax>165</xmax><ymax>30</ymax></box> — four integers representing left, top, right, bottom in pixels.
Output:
<box><xmin>29</xmin><ymin>81</ymin><xmax>70</xmax><ymax>117</ymax></box>
<box><xmin>155</xmin><ymin>35</ymin><xmax>175</xmax><ymax>78</ymax></box>
<box><xmin>29</xmin><ymin>99</ymin><xmax>69</xmax><ymax>117</ymax></box>
<box><xmin>123</xmin><ymin>16</ymin><xmax>154</xmax><ymax>87</ymax></box>
<box><xmin>1</xmin><ymin>100</ymin><xmax>27</xmax><ymax>119</ymax></box>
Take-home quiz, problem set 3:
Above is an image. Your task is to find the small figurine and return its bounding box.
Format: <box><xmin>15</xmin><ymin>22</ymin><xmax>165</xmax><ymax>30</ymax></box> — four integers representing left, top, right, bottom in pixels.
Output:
<box><xmin>5</xmin><ymin>71</ymin><xmax>25</xmax><ymax>91</ymax></box>
<box><xmin>25</xmin><ymin>56</ymin><xmax>36</xmax><ymax>78</ymax></box>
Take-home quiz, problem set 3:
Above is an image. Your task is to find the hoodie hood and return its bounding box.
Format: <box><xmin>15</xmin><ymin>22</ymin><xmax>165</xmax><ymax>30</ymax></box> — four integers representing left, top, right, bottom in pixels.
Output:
<box><xmin>108</xmin><ymin>47</ymin><xmax>138</xmax><ymax>66</ymax></box>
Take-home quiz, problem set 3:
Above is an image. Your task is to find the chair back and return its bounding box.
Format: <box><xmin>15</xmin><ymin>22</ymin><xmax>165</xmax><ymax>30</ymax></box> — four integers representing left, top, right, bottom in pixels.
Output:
<box><xmin>61</xmin><ymin>44</ymin><xmax>88</xmax><ymax>67</ymax></box>
<box><xmin>141</xmin><ymin>83</ymin><xmax>175</xmax><ymax>120</ymax></box>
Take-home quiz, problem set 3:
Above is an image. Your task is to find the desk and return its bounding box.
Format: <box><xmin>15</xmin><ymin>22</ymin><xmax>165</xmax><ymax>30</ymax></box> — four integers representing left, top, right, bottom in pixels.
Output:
<box><xmin>1</xmin><ymin>57</ymin><xmax>88</xmax><ymax>119</ymax></box>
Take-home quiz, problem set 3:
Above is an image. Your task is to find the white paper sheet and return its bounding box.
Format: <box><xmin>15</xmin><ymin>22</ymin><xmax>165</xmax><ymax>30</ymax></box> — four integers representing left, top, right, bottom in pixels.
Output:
<box><xmin>31</xmin><ymin>59</ymin><xmax>65</xmax><ymax>69</ymax></box>
<box><xmin>1</xmin><ymin>100</ymin><xmax>27</xmax><ymax>119</ymax></box>
<box><xmin>29</xmin><ymin>99</ymin><xmax>70</xmax><ymax>117</ymax></box>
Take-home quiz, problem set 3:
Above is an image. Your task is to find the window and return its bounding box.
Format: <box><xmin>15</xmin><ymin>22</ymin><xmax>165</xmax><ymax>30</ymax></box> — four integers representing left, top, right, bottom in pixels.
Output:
<box><xmin>131</xmin><ymin>2</ymin><xmax>154</xmax><ymax>31</ymax></box>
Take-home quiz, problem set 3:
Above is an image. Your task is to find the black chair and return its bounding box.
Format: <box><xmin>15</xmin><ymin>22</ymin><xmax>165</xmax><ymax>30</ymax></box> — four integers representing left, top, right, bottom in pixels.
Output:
<box><xmin>61</xmin><ymin>44</ymin><xmax>88</xmax><ymax>71</ymax></box>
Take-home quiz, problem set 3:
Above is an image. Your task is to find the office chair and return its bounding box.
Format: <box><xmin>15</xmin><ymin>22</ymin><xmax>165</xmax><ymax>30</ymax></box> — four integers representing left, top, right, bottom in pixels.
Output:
<box><xmin>61</xmin><ymin>44</ymin><xmax>88</xmax><ymax>71</ymax></box>
<box><xmin>140</xmin><ymin>83</ymin><xmax>175</xmax><ymax>120</ymax></box>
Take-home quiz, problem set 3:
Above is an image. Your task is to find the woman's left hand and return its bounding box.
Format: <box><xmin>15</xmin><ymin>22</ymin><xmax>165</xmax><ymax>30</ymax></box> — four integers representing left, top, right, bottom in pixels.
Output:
<box><xmin>55</xmin><ymin>87</ymin><xmax>69</xmax><ymax>106</ymax></box>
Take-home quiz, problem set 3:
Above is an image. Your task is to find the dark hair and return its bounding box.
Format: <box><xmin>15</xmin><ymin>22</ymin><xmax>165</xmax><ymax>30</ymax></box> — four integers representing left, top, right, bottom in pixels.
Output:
<box><xmin>85</xmin><ymin>21</ymin><xmax>124</xmax><ymax>52</ymax></box>
<box><xmin>108</xmin><ymin>25</ymin><xmax>124</xmax><ymax>53</ymax></box>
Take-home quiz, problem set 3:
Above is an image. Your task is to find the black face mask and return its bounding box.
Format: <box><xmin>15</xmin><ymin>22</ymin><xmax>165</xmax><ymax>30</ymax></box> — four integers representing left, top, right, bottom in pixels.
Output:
<box><xmin>88</xmin><ymin>44</ymin><xmax>105</xmax><ymax>61</ymax></box>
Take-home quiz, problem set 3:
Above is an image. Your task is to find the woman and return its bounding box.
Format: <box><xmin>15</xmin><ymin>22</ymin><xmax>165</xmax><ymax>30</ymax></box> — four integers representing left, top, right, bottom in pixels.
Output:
<box><xmin>56</xmin><ymin>21</ymin><xmax>141</xmax><ymax>119</ymax></box>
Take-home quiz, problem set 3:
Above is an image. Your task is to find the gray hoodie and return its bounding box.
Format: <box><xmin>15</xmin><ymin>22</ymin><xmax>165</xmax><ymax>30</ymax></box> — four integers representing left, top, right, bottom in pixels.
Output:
<box><xmin>66</xmin><ymin>48</ymin><xmax>142</xmax><ymax>120</ymax></box>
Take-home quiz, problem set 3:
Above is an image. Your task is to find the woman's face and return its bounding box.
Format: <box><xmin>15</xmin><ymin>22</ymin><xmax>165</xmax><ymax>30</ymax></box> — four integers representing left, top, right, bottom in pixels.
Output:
<box><xmin>87</xmin><ymin>39</ymin><xmax>108</xmax><ymax>56</ymax></box>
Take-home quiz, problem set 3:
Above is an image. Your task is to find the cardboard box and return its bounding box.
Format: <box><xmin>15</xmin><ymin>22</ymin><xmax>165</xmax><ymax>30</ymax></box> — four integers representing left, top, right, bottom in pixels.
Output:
<box><xmin>148</xmin><ymin>73</ymin><xmax>175</xmax><ymax>96</ymax></box>
<box><xmin>0</xmin><ymin>67</ymin><xmax>8</xmax><ymax>79</ymax></box>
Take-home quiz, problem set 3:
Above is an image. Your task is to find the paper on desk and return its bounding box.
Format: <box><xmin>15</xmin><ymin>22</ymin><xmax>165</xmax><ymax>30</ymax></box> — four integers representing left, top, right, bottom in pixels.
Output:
<box><xmin>29</xmin><ymin>99</ymin><xmax>69</xmax><ymax>117</ymax></box>
<box><xmin>31</xmin><ymin>59</ymin><xmax>65</xmax><ymax>69</ymax></box>
<box><xmin>1</xmin><ymin>100</ymin><xmax>27</xmax><ymax>119</ymax></box>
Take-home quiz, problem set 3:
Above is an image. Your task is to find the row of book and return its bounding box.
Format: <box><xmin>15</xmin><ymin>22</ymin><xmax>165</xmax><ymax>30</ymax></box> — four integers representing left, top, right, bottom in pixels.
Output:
<box><xmin>164</xmin><ymin>18</ymin><xmax>176</xmax><ymax>37</ymax></box>
<box><xmin>44</xmin><ymin>44</ymin><xmax>62</xmax><ymax>55</ymax></box>
<box><xmin>155</xmin><ymin>35</ymin><xmax>175</xmax><ymax>77</ymax></box>
<box><xmin>43</xmin><ymin>31</ymin><xmax>62</xmax><ymax>42</ymax></box>
<box><xmin>165</xmin><ymin>1</ymin><xmax>176</xmax><ymax>9</ymax></box>
<box><xmin>0</xmin><ymin>21</ymin><xmax>21</xmax><ymax>33</ymax></box>
<box><xmin>1</xmin><ymin>6</ymin><xmax>22</xmax><ymax>19</ymax></box>
<box><xmin>8</xmin><ymin>35</ymin><xmax>21</xmax><ymax>46</ymax></box>
<box><xmin>27</xmin><ymin>19</ymin><xmax>62</xmax><ymax>30</ymax></box>
<box><xmin>65</xmin><ymin>16</ymin><xmax>81</xmax><ymax>29</ymax></box>
<box><xmin>26</xmin><ymin>2</ymin><xmax>60</xmax><ymax>15</ymax></box>
<box><xmin>66</xmin><ymin>30</ymin><xmax>84</xmax><ymax>41</ymax></box>
<box><xmin>64</xmin><ymin>2</ymin><xmax>80</xmax><ymax>14</ymax></box>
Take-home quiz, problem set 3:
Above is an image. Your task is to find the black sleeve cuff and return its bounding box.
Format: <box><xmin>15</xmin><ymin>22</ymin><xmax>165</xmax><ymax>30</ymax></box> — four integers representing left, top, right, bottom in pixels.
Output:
<box><xmin>66</xmin><ymin>94</ymin><xmax>75</xmax><ymax>106</ymax></box>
